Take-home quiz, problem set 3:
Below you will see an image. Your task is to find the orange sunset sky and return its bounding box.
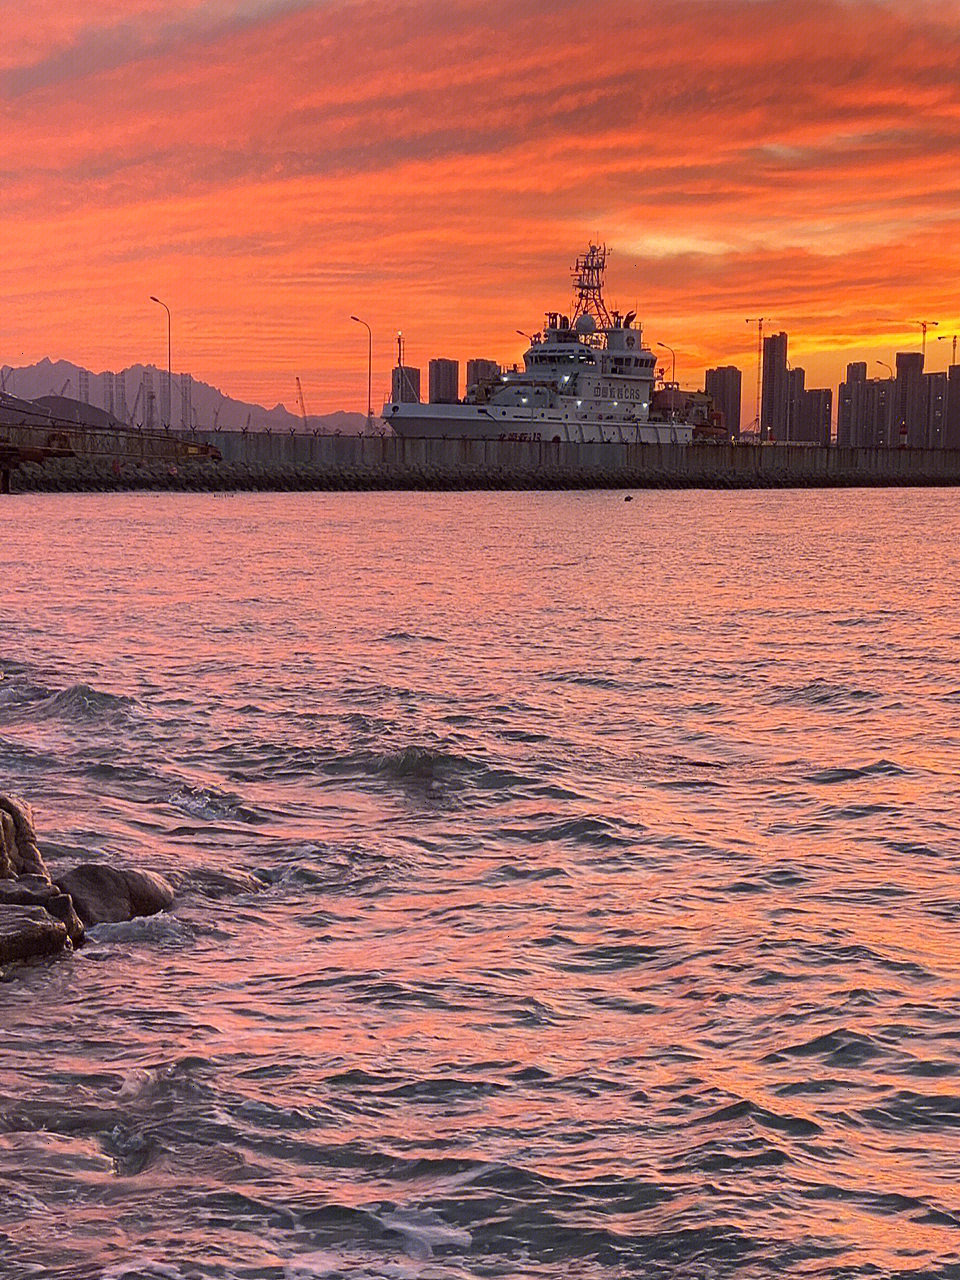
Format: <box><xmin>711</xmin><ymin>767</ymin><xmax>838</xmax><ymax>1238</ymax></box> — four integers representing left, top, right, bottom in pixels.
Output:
<box><xmin>3</xmin><ymin>0</ymin><xmax>960</xmax><ymax>420</ymax></box>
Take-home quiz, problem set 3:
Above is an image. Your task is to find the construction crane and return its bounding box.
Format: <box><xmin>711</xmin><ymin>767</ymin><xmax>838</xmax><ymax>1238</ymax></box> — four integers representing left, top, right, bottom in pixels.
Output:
<box><xmin>913</xmin><ymin>319</ymin><xmax>938</xmax><ymax>360</ymax></box>
<box><xmin>745</xmin><ymin>318</ymin><xmax>768</xmax><ymax>438</ymax></box>
<box><xmin>58</xmin><ymin>378</ymin><xmax>70</xmax><ymax>396</ymax></box>
<box><xmin>296</xmin><ymin>377</ymin><xmax>308</xmax><ymax>430</ymax></box>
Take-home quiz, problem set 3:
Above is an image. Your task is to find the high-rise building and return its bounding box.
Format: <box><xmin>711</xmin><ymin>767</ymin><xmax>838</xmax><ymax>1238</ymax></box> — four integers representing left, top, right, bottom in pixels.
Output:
<box><xmin>796</xmin><ymin>388</ymin><xmax>832</xmax><ymax>446</ymax></box>
<box><xmin>428</xmin><ymin>358</ymin><xmax>459</xmax><ymax>404</ymax></box>
<box><xmin>895</xmin><ymin>352</ymin><xmax>924</xmax><ymax>446</ymax></box>
<box><xmin>846</xmin><ymin>376</ymin><xmax>895</xmax><ymax>448</ymax></box>
<box><xmin>704</xmin><ymin>366</ymin><xmax>741</xmax><ymax>440</ymax></box>
<box><xmin>760</xmin><ymin>332</ymin><xmax>788</xmax><ymax>441</ymax></box>
<box><xmin>837</xmin><ymin>363</ymin><xmax>867</xmax><ymax>447</ymax></box>
<box><xmin>947</xmin><ymin>365</ymin><xmax>960</xmax><ymax>450</ymax></box>
<box><xmin>142</xmin><ymin>368</ymin><xmax>156</xmax><ymax>429</ymax></box>
<box><xmin>115</xmin><ymin>372</ymin><xmax>128</xmax><ymax>425</ymax></box>
<box><xmin>101</xmin><ymin>371</ymin><xmax>116</xmax><ymax>418</ymax></box>
<box><xmin>923</xmin><ymin>372</ymin><xmax>948</xmax><ymax>448</ymax></box>
<box><xmin>180</xmin><ymin>373</ymin><xmax>194</xmax><ymax>429</ymax></box>
<box><xmin>78</xmin><ymin>369</ymin><xmax>90</xmax><ymax>405</ymax></box>
<box><xmin>391</xmin><ymin>366</ymin><xmax>421</xmax><ymax>404</ymax></box>
<box><xmin>466</xmin><ymin>359</ymin><xmax>501</xmax><ymax>393</ymax></box>
<box><xmin>786</xmin><ymin>366</ymin><xmax>805</xmax><ymax>441</ymax></box>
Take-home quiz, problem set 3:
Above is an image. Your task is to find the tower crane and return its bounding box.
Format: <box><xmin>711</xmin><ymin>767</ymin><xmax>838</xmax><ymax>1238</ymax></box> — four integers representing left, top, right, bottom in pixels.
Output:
<box><xmin>913</xmin><ymin>319</ymin><xmax>938</xmax><ymax>360</ymax></box>
<box><xmin>745</xmin><ymin>318</ymin><xmax>768</xmax><ymax>438</ymax></box>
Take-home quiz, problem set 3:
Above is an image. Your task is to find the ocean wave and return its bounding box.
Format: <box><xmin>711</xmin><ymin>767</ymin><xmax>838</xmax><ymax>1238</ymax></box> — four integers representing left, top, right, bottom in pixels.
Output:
<box><xmin>167</xmin><ymin>783</ymin><xmax>264</xmax><ymax>824</ymax></box>
<box><xmin>33</xmin><ymin>683</ymin><xmax>139</xmax><ymax>722</ymax></box>
<box><xmin>692</xmin><ymin>1096</ymin><xmax>822</xmax><ymax>1138</ymax></box>
<box><xmin>175</xmin><ymin>866</ymin><xmax>266</xmax><ymax>900</ymax></box>
<box><xmin>771</xmin><ymin>679</ymin><xmax>880</xmax><ymax>707</ymax></box>
<box><xmin>498</xmin><ymin>814</ymin><xmax>631</xmax><ymax>847</ymax></box>
<box><xmin>322</xmin><ymin>743</ymin><xmax>498</xmax><ymax>789</ymax></box>
<box><xmin>548</xmin><ymin>670</ymin><xmax>627</xmax><ymax>690</ymax></box>
<box><xmin>368</xmin><ymin>745</ymin><xmax>477</xmax><ymax>780</ymax></box>
<box><xmin>0</xmin><ymin>671</ymin><xmax>53</xmax><ymax>712</ymax></box>
<box><xmin>804</xmin><ymin>759</ymin><xmax>907</xmax><ymax>783</ymax></box>
<box><xmin>378</xmin><ymin>630</ymin><xmax>445</xmax><ymax>644</ymax></box>
<box><xmin>764</xmin><ymin>1027</ymin><xmax>886</xmax><ymax>1067</ymax></box>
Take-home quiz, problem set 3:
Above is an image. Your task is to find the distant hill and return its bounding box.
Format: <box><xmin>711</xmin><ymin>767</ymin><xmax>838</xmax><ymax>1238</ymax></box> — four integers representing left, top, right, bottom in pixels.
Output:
<box><xmin>0</xmin><ymin>357</ymin><xmax>375</xmax><ymax>435</ymax></box>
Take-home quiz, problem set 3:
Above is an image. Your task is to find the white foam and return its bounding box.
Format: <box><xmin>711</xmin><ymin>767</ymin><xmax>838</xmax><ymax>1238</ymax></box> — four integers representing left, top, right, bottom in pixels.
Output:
<box><xmin>87</xmin><ymin>913</ymin><xmax>192</xmax><ymax>945</ymax></box>
<box><xmin>284</xmin><ymin>1252</ymin><xmax>428</xmax><ymax>1280</ymax></box>
<box><xmin>375</xmin><ymin>1208</ymin><xmax>472</xmax><ymax>1259</ymax></box>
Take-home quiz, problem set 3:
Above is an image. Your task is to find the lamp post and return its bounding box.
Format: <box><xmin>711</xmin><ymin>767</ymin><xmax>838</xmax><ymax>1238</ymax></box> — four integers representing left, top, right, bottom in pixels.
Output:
<box><xmin>937</xmin><ymin>333</ymin><xmax>959</xmax><ymax>366</ymax></box>
<box><xmin>656</xmin><ymin>342</ymin><xmax>676</xmax><ymax>421</ymax></box>
<box><xmin>150</xmin><ymin>296</ymin><xmax>171</xmax><ymax>429</ymax></box>
<box><xmin>350</xmin><ymin>315</ymin><xmax>373</xmax><ymax>425</ymax></box>
<box><xmin>876</xmin><ymin>360</ymin><xmax>894</xmax><ymax>379</ymax></box>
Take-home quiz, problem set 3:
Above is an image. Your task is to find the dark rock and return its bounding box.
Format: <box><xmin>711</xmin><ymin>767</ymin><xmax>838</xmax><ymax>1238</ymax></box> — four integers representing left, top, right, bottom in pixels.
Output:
<box><xmin>0</xmin><ymin>904</ymin><xmax>69</xmax><ymax>964</ymax></box>
<box><xmin>0</xmin><ymin>795</ymin><xmax>50</xmax><ymax>880</ymax></box>
<box><xmin>56</xmin><ymin>864</ymin><xmax>175</xmax><ymax>926</ymax></box>
<box><xmin>0</xmin><ymin>880</ymin><xmax>53</xmax><ymax>907</ymax></box>
<box><xmin>13</xmin><ymin>874</ymin><xmax>54</xmax><ymax>895</ymax></box>
<box><xmin>42</xmin><ymin>893</ymin><xmax>85</xmax><ymax>948</ymax></box>
<box><xmin>0</xmin><ymin>809</ymin><xmax>15</xmax><ymax>879</ymax></box>
<box><xmin>122</xmin><ymin>869</ymin><xmax>176</xmax><ymax>917</ymax></box>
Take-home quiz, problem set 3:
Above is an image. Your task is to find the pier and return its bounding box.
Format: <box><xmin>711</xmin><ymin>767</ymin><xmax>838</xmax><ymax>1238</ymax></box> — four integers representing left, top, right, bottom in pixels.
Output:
<box><xmin>5</xmin><ymin>430</ymin><xmax>960</xmax><ymax>492</ymax></box>
<box><xmin>0</xmin><ymin>415</ymin><xmax>220</xmax><ymax>493</ymax></box>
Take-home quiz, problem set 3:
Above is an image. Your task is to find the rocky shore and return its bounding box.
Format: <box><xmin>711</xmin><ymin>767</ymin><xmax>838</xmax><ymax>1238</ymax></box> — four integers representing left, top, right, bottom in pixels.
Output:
<box><xmin>0</xmin><ymin>794</ymin><xmax>174</xmax><ymax>973</ymax></box>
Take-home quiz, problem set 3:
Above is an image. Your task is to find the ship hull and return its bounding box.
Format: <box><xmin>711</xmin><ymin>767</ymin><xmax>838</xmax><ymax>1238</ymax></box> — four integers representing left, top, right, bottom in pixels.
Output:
<box><xmin>384</xmin><ymin>403</ymin><xmax>693</xmax><ymax>445</ymax></box>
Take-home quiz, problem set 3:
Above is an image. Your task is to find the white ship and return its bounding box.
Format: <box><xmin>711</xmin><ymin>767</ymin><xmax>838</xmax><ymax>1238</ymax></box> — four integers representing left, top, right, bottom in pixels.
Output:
<box><xmin>385</xmin><ymin>245</ymin><xmax>715</xmax><ymax>444</ymax></box>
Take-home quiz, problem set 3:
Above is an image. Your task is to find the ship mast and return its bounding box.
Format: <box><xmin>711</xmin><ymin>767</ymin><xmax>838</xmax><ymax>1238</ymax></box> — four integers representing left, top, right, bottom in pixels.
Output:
<box><xmin>571</xmin><ymin>243</ymin><xmax>613</xmax><ymax>329</ymax></box>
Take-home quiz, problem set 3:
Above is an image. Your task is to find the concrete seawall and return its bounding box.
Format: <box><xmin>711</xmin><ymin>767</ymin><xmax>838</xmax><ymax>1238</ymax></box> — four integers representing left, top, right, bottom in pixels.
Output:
<box><xmin>10</xmin><ymin>433</ymin><xmax>960</xmax><ymax>492</ymax></box>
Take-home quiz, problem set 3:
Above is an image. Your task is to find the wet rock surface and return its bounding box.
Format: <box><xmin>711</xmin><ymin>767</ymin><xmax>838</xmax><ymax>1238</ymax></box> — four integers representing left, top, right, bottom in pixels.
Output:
<box><xmin>56</xmin><ymin>864</ymin><xmax>175</xmax><ymax>927</ymax></box>
<box><xmin>0</xmin><ymin>794</ymin><xmax>174</xmax><ymax>970</ymax></box>
<box><xmin>0</xmin><ymin>904</ymin><xmax>68</xmax><ymax>964</ymax></box>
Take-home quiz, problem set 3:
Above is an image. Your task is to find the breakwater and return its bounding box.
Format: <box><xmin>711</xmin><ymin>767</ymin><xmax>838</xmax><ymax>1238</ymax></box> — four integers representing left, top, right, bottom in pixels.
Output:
<box><xmin>9</xmin><ymin>432</ymin><xmax>960</xmax><ymax>491</ymax></box>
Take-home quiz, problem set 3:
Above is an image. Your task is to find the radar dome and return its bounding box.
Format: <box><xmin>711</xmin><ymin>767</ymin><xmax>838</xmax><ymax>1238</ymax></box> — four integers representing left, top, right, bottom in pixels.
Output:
<box><xmin>575</xmin><ymin>313</ymin><xmax>596</xmax><ymax>335</ymax></box>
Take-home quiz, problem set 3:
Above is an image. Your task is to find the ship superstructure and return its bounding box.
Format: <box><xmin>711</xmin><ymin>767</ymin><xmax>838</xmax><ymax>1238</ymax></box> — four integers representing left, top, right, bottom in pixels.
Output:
<box><xmin>385</xmin><ymin>245</ymin><xmax>709</xmax><ymax>444</ymax></box>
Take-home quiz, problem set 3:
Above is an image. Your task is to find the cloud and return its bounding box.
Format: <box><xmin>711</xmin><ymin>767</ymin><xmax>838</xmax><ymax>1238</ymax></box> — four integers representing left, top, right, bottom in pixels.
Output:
<box><xmin>3</xmin><ymin>0</ymin><xmax>960</xmax><ymax>409</ymax></box>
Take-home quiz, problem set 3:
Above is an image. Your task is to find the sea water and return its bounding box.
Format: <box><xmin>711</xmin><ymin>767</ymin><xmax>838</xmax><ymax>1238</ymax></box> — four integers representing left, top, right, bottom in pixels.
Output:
<box><xmin>1</xmin><ymin>488</ymin><xmax>960</xmax><ymax>1279</ymax></box>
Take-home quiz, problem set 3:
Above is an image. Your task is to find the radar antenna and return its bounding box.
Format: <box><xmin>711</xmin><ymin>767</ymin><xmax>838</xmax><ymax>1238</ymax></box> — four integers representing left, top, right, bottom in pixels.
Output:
<box><xmin>571</xmin><ymin>243</ymin><xmax>613</xmax><ymax>330</ymax></box>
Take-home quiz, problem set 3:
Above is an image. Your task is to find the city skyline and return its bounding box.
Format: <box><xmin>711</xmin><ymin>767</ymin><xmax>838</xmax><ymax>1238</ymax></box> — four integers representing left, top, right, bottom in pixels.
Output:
<box><xmin>3</xmin><ymin>0</ymin><xmax>960</xmax><ymax>418</ymax></box>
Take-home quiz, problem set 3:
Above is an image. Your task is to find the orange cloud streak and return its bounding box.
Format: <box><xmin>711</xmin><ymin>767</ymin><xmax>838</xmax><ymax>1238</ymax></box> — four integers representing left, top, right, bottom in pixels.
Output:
<box><xmin>3</xmin><ymin>0</ymin><xmax>960</xmax><ymax>414</ymax></box>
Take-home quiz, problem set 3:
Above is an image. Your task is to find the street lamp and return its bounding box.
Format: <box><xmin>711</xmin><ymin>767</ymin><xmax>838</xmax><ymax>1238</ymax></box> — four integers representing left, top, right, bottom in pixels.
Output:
<box><xmin>876</xmin><ymin>360</ymin><xmax>894</xmax><ymax>379</ymax></box>
<box><xmin>350</xmin><ymin>315</ymin><xmax>373</xmax><ymax>425</ymax></box>
<box><xmin>656</xmin><ymin>341</ymin><xmax>676</xmax><ymax>385</ymax></box>
<box><xmin>150</xmin><ymin>296</ymin><xmax>171</xmax><ymax>429</ymax></box>
<box><xmin>937</xmin><ymin>333</ymin><xmax>959</xmax><ymax>366</ymax></box>
<box><xmin>656</xmin><ymin>342</ymin><xmax>676</xmax><ymax>421</ymax></box>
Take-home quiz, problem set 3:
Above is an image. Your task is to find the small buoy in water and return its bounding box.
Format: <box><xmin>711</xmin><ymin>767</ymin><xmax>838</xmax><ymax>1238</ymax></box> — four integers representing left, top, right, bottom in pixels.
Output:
<box><xmin>624</xmin><ymin>494</ymin><xmax>633</xmax><ymax>502</ymax></box>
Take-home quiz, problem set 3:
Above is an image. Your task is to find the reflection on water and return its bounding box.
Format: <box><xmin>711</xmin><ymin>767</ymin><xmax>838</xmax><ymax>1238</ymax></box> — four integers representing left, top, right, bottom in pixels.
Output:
<box><xmin>1</xmin><ymin>489</ymin><xmax>960</xmax><ymax>1279</ymax></box>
